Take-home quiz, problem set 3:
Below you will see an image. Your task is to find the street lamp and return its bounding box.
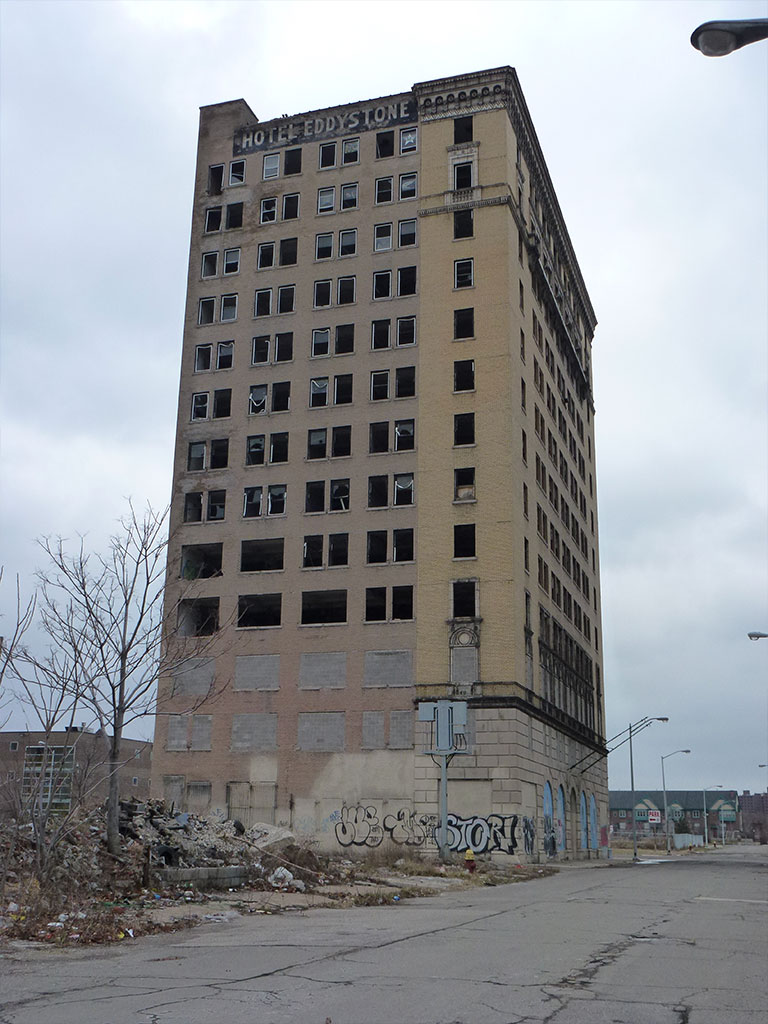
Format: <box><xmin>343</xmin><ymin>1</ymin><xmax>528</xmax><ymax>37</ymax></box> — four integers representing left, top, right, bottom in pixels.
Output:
<box><xmin>747</xmin><ymin>632</ymin><xmax>768</xmax><ymax>641</ymax></box>
<box><xmin>628</xmin><ymin>717</ymin><xmax>669</xmax><ymax>862</ymax></box>
<box><xmin>661</xmin><ymin>749</ymin><xmax>691</xmax><ymax>855</ymax></box>
<box><xmin>703</xmin><ymin>785</ymin><xmax>723</xmax><ymax>845</ymax></box>
<box><xmin>691</xmin><ymin>19</ymin><xmax>768</xmax><ymax>56</ymax></box>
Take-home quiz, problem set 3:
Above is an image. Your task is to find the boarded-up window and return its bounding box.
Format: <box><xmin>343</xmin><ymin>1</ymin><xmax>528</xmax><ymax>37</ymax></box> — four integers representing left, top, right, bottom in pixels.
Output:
<box><xmin>172</xmin><ymin>658</ymin><xmax>215</xmax><ymax>696</ymax></box>
<box><xmin>186</xmin><ymin>781</ymin><xmax>211</xmax><ymax>813</ymax></box>
<box><xmin>234</xmin><ymin>654</ymin><xmax>280</xmax><ymax>691</ymax></box>
<box><xmin>189</xmin><ymin>715</ymin><xmax>212</xmax><ymax>751</ymax></box>
<box><xmin>231</xmin><ymin>713</ymin><xmax>278</xmax><ymax>751</ymax></box>
<box><xmin>363</xmin><ymin>650</ymin><xmax>413</xmax><ymax>688</ymax></box>
<box><xmin>297</xmin><ymin>712</ymin><xmax>345</xmax><ymax>752</ymax></box>
<box><xmin>362</xmin><ymin>711</ymin><xmax>386</xmax><ymax>749</ymax></box>
<box><xmin>299</xmin><ymin>652</ymin><xmax>347</xmax><ymax>689</ymax></box>
<box><xmin>166</xmin><ymin>716</ymin><xmax>187</xmax><ymax>751</ymax></box>
<box><xmin>451</xmin><ymin>646</ymin><xmax>478</xmax><ymax>685</ymax></box>
<box><xmin>163</xmin><ymin>775</ymin><xmax>185</xmax><ymax>809</ymax></box>
<box><xmin>389</xmin><ymin>710</ymin><xmax>414</xmax><ymax>749</ymax></box>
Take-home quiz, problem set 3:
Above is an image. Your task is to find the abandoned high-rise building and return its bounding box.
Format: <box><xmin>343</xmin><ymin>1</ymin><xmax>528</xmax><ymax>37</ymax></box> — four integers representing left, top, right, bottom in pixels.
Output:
<box><xmin>151</xmin><ymin>67</ymin><xmax>608</xmax><ymax>859</ymax></box>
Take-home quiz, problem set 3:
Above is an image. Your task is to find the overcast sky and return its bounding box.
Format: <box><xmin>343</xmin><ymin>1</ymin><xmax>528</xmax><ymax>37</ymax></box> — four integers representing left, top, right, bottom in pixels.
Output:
<box><xmin>1</xmin><ymin>0</ymin><xmax>766</xmax><ymax>795</ymax></box>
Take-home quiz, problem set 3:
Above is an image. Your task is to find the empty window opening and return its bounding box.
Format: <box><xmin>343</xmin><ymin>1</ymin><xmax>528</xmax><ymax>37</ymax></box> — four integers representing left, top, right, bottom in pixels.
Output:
<box><xmin>258</xmin><ymin>242</ymin><xmax>274</xmax><ymax>269</ymax></box>
<box><xmin>314</xmin><ymin>280</ymin><xmax>332</xmax><ymax>307</ymax></box>
<box><xmin>337</xmin><ymin>276</ymin><xmax>356</xmax><ymax>304</ymax></box>
<box><xmin>334</xmin><ymin>374</ymin><xmax>352</xmax><ymax>404</ymax></box>
<box><xmin>280</xmin><ymin>237</ymin><xmax>298</xmax><ymax>266</ymax></box>
<box><xmin>252</xmin><ymin>336</ymin><xmax>269</xmax><ymax>364</ymax></box>
<box><xmin>454</xmin><ymin>359</ymin><xmax>475</xmax><ymax>392</ymax></box>
<box><xmin>454</xmin><ymin>163</ymin><xmax>472</xmax><ymax>190</ymax></box>
<box><xmin>275</xmin><ymin>333</ymin><xmax>293</xmax><ymax>361</ymax></box>
<box><xmin>393</xmin><ymin>473</ymin><xmax>414</xmax><ymax>506</ymax></box>
<box><xmin>305</xmin><ymin>480</ymin><xmax>325</xmax><ymax>513</ymax></box>
<box><xmin>241</xmin><ymin>538</ymin><xmax>284</xmax><ymax>572</ymax></box>
<box><xmin>397</xmin><ymin>266</ymin><xmax>417</xmax><ymax>296</ymax></box>
<box><xmin>367</xmin><ymin>531</ymin><xmax>387</xmax><ymax>564</ymax></box>
<box><xmin>454</xmin><ymin>467</ymin><xmax>476</xmax><ymax>501</ymax></box>
<box><xmin>452</xmin><ymin>581</ymin><xmax>477</xmax><ymax>618</ymax></box>
<box><xmin>202</xmin><ymin>252</ymin><xmax>218</xmax><ymax>278</ymax></box>
<box><xmin>270</xmin><ymin>432</ymin><xmax>288</xmax><ymax>463</ymax></box>
<box><xmin>208</xmin><ymin>164</ymin><xmax>224</xmax><ymax>194</ymax></box>
<box><xmin>187</xmin><ymin>441</ymin><xmax>205</xmax><ymax>471</ymax></box>
<box><xmin>376</xmin><ymin>130</ymin><xmax>394</xmax><ymax>158</ymax></box>
<box><xmin>373</xmin><ymin>270</ymin><xmax>392</xmax><ymax>299</ymax></box>
<box><xmin>454</xmin><ymin>209</ymin><xmax>473</xmax><ymax>239</ymax></box>
<box><xmin>210</xmin><ymin>438</ymin><xmax>229</xmax><ymax>468</ymax></box>
<box><xmin>246</xmin><ymin>435</ymin><xmax>265</xmax><ymax>466</ymax></box>
<box><xmin>330</xmin><ymin>478</ymin><xmax>350</xmax><ymax>511</ymax></box>
<box><xmin>238</xmin><ymin>593</ymin><xmax>282</xmax><ymax>627</ymax></box>
<box><xmin>372</xmin><ymin>320</ymin><xmax>391</xmax><ymax>350</ymax></box>
<box><xmin>454</xmin><ymin>116</ymin><xmax>473</xmax><ymax>144</ymax></box>
<box><xmin>184</xmin><ymin>492</ymin><xmax>203</xmax><ymax>522</ymax></box>
<box><xmin>243</xmin><ymin>486</ymin><xmax>262</xmax><ymax>518</ymax></box>
<box><xmin>332</xmin><ymin>425</ymin><xmax>351</xmax><ymax>457</ymax></box>
<box><xmin>365</xmin><ymin>587</ymin><xmax>386</xmax><ymax>622</ymax></box>
<box><xmin>368</xmin><ymin>475</ymin><xmax>388</xmax><ymax>507</ymax></box>
<box><xmin>301</xmin><ymin>590</ymin><xmax>347</xmax><ymax>625</ymax></box>
<box><xmin>212</xmin><ymin>389</ymin><xmax>231</xmax><ymax>418</ymax></box>
<box><xmin>205</xmin><ymin>207</ymin><xmax>222</xmax><ymax>232</ymax></box>
<box><xmin>272</xmin><ymin>381</ymin><xmax>290</xmax><ymax>411</ymax></box>
<box><xmin>454</xmin><ymin>524</ymin><xmax>476</xmax><ymax>559</ymax></box>
<box><xmin>375</xmin><ymin>177</ymin><xmax>393</xmax><ymax>203</ymax></box>
<box><xmin>229</xmin><ymin>160</ymin><xmax>245</xmax><ymax>185</ymax></box>
<box><xmin>181</xmin><ymin>544</ymin><xmax>222</xmax><ymax>579</ymax></box>
<box><xmin>207</xmin><ymin>490</ymin><xmax>226</xmax><ymax>520</ymax></box>
<box><xmin>195</xmin><ymin>344</ymin><xmax>212</xmax><ymax>372</ymax></box>
<box><xmin>284</xmin><ymin>148</ymin><xmax>302</xmax><ymax>175</ymax></box>
<box><xmin>371</xmin><ymin>370</ymin><xmax>389</xmax><ymax>401</ymax></box>
<box><xmin>277</xmin><ymin>285</ymin><xmax>295</xmax><ymax>314</ymax></box>
<box><xmin>397</xmin><ymin>317</ymin><xmax>416</xmax><ymax>346</ymax></box>
<box><xmin>395</xmin><ymin>419</ymin><xmax>414</xmax><ymax>450</ymax></box>
<box><xmin>369</xmin><ymin>421</ymin><xmax>388</xmax><ymax>453</ymax></box>
<box><xmin>178</xmin><ymin>597</ymin><xmax>220</xmax><ymax>636</ymax></box>
<box><xmin>393</xmin><ymin>528</ymin><xmax>414</xmax><ymax>561</ymax></box>
<box><xmin>319</xmin><ymin>142</ymin><xmax>336</xmax><ymax>168</ymax></box>
<box><xmin>198</xmin><ymin>298</ymin><xmax>215</xmax><ymax>325</ymax></box>
<box><xmin>454</xmin><ymin>307</ymin><xmax>474</xmax><ymax>339</ymax></box>
<box><xmin>303</xmin><ymin>535</ymin><xmax>323</xmax><ymax>568</ymax></box>
<box><xmin>392</xmin><ymin>586</ymin><xmax>413</xmax><ymax>620</ymax></box>
<box><xmin>328</xmin><ymin>533</ymin><xmax>348</xmax><ymax>566</ymax></box>
<box><xmin>307</xmin><ymin>428</ymin><xmax>327</xmax><ymax>460</ymax></box>
<box><xmin>226</xmin><ymin>203</ymin><xmax>243</xmax><ymax>229</ymax></box>
<box><xmin>335</xmin><ymin>323</ymin><xmax>354</xmax><ymax>354</ymax></box>
<box><xmin>282</xmin><ymin>193</ymin><xmax>299</xmax><ymax>219</ymax></box>
<box><xmin>395</xmin><ymin>366</ymin><xmax>415</xmax><ymax>398</ymax></box>
<box><xmin>454</xmin><ymin>412</ymin><xmax>475</xmax><ymax>446</ymax></box>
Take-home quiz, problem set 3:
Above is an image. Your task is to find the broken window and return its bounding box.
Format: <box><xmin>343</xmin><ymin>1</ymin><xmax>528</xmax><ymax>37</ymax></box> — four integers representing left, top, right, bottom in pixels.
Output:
<box><xmin>272</xmin><ymin>381</ymin><xmax>290</xmax><ymax>412</ymax></box>
<box><xmin>279</xmin><ymin>238</ymin><xmax>297</xmax><ymax>266</ymax></box>
<box><xmin>392</xmin><ymin>586</ymin><xmax>413</xmax><ymax>620</ymax></box>
<box><xmin>241</xmin><ymin>538</ymin><xmax>284</xmax><ymax>572</ymax></box>
<box><xmin>395</xmin><ymin>366</ymin><xmax>415</xmax><ymax>398</ymax></box>
<box><xmin>307</xmin><ymin>428</ymin><xmax>327</xmax><ymax>460</ymax></box>
<box><xmin>454</xmin><ymin>412</ymin><xmax>475</xmax><ymax>446</ymax></box>
<box><xmin>331</xmin><ymin>425</ymin><xmax>351</xmax><ymax>457</ymax></box>
<box><xmin>198</xmin><ymin>297</ymin><xmax>215</xmax><ymax>325</ymax></box>
<box><xmin>301</xmin><ymin>590</ymin><xmax>347</xmax><ymax>625</ymax></box>
<box><xmin>373</xmin><ymin>271</ymin><xmax>392</xmax><ymax>298</ymax></box>
<box><xmin>372</xmin><ymin>320</ymin><xmax>391</xmax><ymax>350</ymax></box>
<box><xmin>223</xmin><ymin>248</ymin><xmax>240</xmax><ymax>275</ymax></box>
<box><xmin>375</xmin><ymin>177</ymin><xmax>393</xmax><ymax>203</ymax></box>
<box><xmin>210</xmin><ymin>438</ymin><xmax>229</xmax><ymax>468</ymax></box>
<box><xmin>316</xmin><ymin>232</ymin><xmax>333</xmax><ymax>260</ymax></box>
<box><xmin>217</xmin><ymin>341</ymin><xmax>233</xmax><ymax>369</ymax></box>
<box><xmin>319</xmin><ymin>142</ymin><xmax>336</xmax><ymax>168</ymax></box>
<box><xmin>249</xmin><ymin>384</ymin><xmax>267</xmax><ymax>415</ymax></box>
<box><xmin>371</xmin><ymin>370</ymin><xmax>389</xmax><ymax>400</ymax></box>
<box><xmin>238</xmin><ymin>593</ymin><xmax>282</xmax><ymax>628</ymax></box>
<box><xmin>375</xmin><ymin>223</ymin><xmax>393</xmax><ymax>251</ymax></box>
<box><xmin>252</xmin><ymin>336</ymin><xmax>269</xmax><ymax>364</ymax></box>
<box><xmin>243</xmin><ymin>486</ymin><xmax>262</xmax><ymax>518</ymax></box>
<box><xmin>397</xmin><ymin>266</ymin><xmax>417</xmax><ymax>296</ymax></box>
<box><xmin>454</xmin><ymin>359</ymin><xmax>475</xmax><ymax>392</ymax></box>
<box><xmin>400</xmin><ymin>127</ymin><xmax>417</xmax><ymax>153</ymax></box>
<box><xmin>339</xmin><ymin>229</ymin><xmax>356</xmax><ymax>257</ymax></box>
<box><xmin>368</xmin><ymin>475</ymin><xmax>388</xmax><ymax>508</ymax></box>
<box><xmin>275</xmin><ymin>333</ymin><xmax>293</xmax><ymax>361</ymax></box>
<box><xmin>277</xmin><ymin>285</ymin><xmax>295</xmax><ymax>314</ymax></box>
<box><xmin>194</xmin><ymin>344</ymin><xmax>212</xmax><ymax>372</ymax></box>
<box><xmin>337</xmin><ymin>276</ymin><xmax>355</xmax><ymax>304</ymax></box>
<box><xmin>341</xmin><ymin>183</ymin><xmax>358</xmax><ymax>210</ymax></box>
<box><xmin>258</xmin><ymin>242</ymin><xmax>275</xmax><ymax>269</ymax></box>
<box><xmin>455</xmin><ymin>259</ymin><xmax>474</xmax><ymax>288</ymax></box>
<box><xmin>207</xmin><ymin>490</ymin><xmax>226</xmax><ymax>520</ymax></box>
<box><xmin>393</xmin><ymin>528</ymin><xmax>414</xmax><ymax>562</ymax></box>
<box><xmin>394</xmin><ymin>473</ymin><xmax>414</xmax><ymax>506</ymax></box>
<box><xmin>454</xmin><ymin>115</ymin><xmax>473</xmax><ymax>144</ymax></box>
<box><xmin>367</xmin><ymin>531</ymin><xmax>387</xmax><ymax>564</ymax></box>
<box><xmin>342</xmin><ymin>138</ymin><xmax>359</xmax><ymax>164</ymax></box>
<box><xmin>328</xmin><ymin>533</ymin><xmax>348</xmax><ymax>566</ymax></box>
<box><xmin>305</xmin><ymin>480</ymin><xmax>325</xmax><ymax>513</ymax></box>
<box><xmin>397</xmin><ymin>317</ymin><xmax>416</xmax><ymax>346</ymax></box>
<box><xmin>263</xmin><ymin>153</ymin><xmax>279</xmax><ymax>179</ymax></box>
<box><xmin>269</xmin><ymin>432</ymin><xmax>288</xmax><ymax>463</ymax></box>
<box><xmin>260</xmin><ymin>198</ymin><xmax>277</xmax><ymax>223</ymax></box>
<box><xmin>452</xmin><ymin>581</ymin><xmax>477</xmax><ymax>618</ymax></box>
<box><xmin>267</xmin><ymin>484</ymin><xmax>286</xmax><ymax>515</ymax></box>
<box><xmin>284</xmin><ymin>148</ymin><xmax>302</xmax><ymax>175</ymax></box>
<box><xmin>454</xmin><ymin>523</ymin><xmax>476</xmax><ymax>559</ymax></box>
<box><xmin>282</xmin><ymin>193</ymin><xmax>299</xmax><ymax>219</ymax></box>
<box><xmin>184</xmin><ymin>492</ymin><xmax>203</xmax><ymax>522</ymax></box>
<box><xmin>225</xmin><ymin>203</ymin><xmax>243</xmax><ymax>229</ymax></box>
<box><xmin>334</xmin><ymin>374</ymin><xmax>352</xmax><ymax>404</ymax></box>
<box><xmin>178</xmin><ymin>597</ymin><xmax>219</xmax><ymax>636</ymax></box>
<box><xmin>394</xmin><ymin>419</ymin><xmax>414</xmax><ymax>451</ymax></box>
<box><xmin>376</xmin><ymin>130</ymin><xmax>394</xmax><ymax>158</ymax></box>
<box><xmin>330</xmin><ymin>479</ymin><xmax>349</xmax><ymax>512</ymax></box>
<box><xmin>317</xmin><ymin>187</ymin><xmax>335</xmax><ymax>213</ymax></box>
<box><xmin>454</xmin><ymin>163</ymin><xmax>472</xmax><ymax>190</ymax></box>
<box><xmin>191</xmin><ymin>393</ymin><xmax>209</xmax><ymax>419</ymax></box>
<box><xmin>229</xmin><ymin>159</ymin><xmax>245</xmax><ymax>185</ymax></box>
<box><xmin>254</xmin><ymin>289</ymin><xmax>272</xmax><ymax>317</ymax></box>
<box><xmin>303</xmin><ymin>535</ymin><xmax>323</xmax><ymax>568</ymax></box>
<box><xmin>202</xmin><ymin>252</ymin><xmax>218</xmax><ymax>278</ymax></box>
<box><xmin>399</xmin><ymin>173</ymin><xmax>417</xmax><ymax>200</ymax></box>
<box><xmin>314</xmin><ymin>280</ymin><xmax>332</xmax><ymax>308</ymax></box>
<box><xmin>335</xmin><ymin>323</ymin><xmax>354</xmax><ymax>354</ymax></box>
<box><xmin>310</xmin><ymin>377</ymin><xmax>329</xmax><ymax>408</ymax></box>
<box><xmin>181</xmin><ymin>544</ymin><xmax>222</xmax><ymax>579</ymax></box>
<box><xmin>398</xmin><ymin>219</ymin><xmax>416</xmax><ymax>247</ymax></box>
<box><xmin>205</xmin><ymin>207</ymin><xmax>222</xmax><ymax>232</ymax></box>
<box><xmin>454</xmin><ymin>209</ymin><xmax>473</xmax><ymax>239</ymax></box>
<box><xmin>365</xmin><ymin>587</ymin><xmax>386</xmax><ymax>622</ymax></box>
<box><xmin>369</xmin><ymin>421</ymin><xmax>388</xmax><ymax>454</ymax></box>
<box><xmin>187</xmin><ymin>442</ymin><xmax>205</xmax><ymax>471</ymax></box>
<box><xmin>454</xmin><ymin>307</ymin><xmax>474</xmax><ymax>338</ymax></box>
<box><xmin>246</xmin><ymin>435</ymin><xmax>265</xmax><ymax>466</ymax></box>
<box><xmin>212</xmin><ymin>389</ymin><xmax>231</xmax><ymax>418</ymax></box>
<box><xmin>208</xmin><ymin>165</ymin><xmax>224</xmax><ymax>194</ymax></box>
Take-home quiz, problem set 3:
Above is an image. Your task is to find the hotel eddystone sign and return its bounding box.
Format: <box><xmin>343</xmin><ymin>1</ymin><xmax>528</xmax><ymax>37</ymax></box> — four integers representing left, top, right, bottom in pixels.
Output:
<box><xmin>234</xmin><ymin>99</ymin><xmax>417</xmax><ymax>155</ymax></box>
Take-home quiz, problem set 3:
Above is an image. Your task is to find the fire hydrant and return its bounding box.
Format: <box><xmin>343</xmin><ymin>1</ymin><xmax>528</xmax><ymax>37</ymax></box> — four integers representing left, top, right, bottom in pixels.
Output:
<box><xmin>464</xmin><ymin>849</ymin><xmax>476</xmax><ymax>874</ymax></box>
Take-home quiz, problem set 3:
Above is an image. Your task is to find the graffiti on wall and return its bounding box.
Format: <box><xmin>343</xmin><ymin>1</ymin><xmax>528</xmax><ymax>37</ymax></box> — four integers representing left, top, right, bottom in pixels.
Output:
<box><xmin>522</xmin><ymin>816</ymin><xmax>536</xmax><ymax>856</ymax></box>
<box><xmin>334</xmin><ymin>805</ymin><xmax>519</xmax><ymax>854</ymax></box>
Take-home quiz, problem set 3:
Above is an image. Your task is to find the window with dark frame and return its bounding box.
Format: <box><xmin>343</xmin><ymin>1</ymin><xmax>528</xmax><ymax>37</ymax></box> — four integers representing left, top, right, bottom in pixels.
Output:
<box><xmin>454</xmin><ymin>359</ymin><xmax>475</xmax><ymax>392</ymax></box>
<box><xmin>369</xmin><ymin>421</ymin><xmax>388</xmax><ymax>454</ymax></box>
<box><xmin>368</xmin><ymin>475</ymin><xmax>388</xmax><ymax>508</ymax></box>
<box><xmin>284</xmin><ymin>148</ymin><xmax>302</xmax><ymax>175</ymax></box>
<box><xmin>454</xmin><ymin>307</ymin><xmax>474</xmax><ymax>338</ymax></box>
<box><xmin>307</xmin><ymin>428</ymin><xmax>327</xmax><ymax>460</ymax></box>
<box><xmin>376</xmin><ymin>130</ymin><xmax>394</xmax><ymax>158</ymax></box>
<box><xmin>454</xmin><ymin>523</ymin><xmax>476</xmax><ymax>559</ymax></box>
<box><xmin>367</xmin><ymin>531</ymin><xmax>387</xmax><ymax>564</ymax></box>
<box><xmin>331</xmin><ymin>425</ymin><xmax>351</xmax><ymax>457</ymax></box>
<box><xmin>452</xmin><ymin>580</ymin><xmax>476</xmax><ymax>618</ymax></box>
<box><xmin>282</xmin><ymin>193</ymin><xmax>300</xmax><ymax>219</ymax></box>
<box><xmin>454</xmin><ymin>467</ymin><xmax>475</xmax><ymax>501</ymax></box>
<box><xmin>454</xmin><ymin>412</ymin><xmax>475</xmax><ymax>446</ymax></box>
<box><xmin>454</xmin><ymin>116</ymin><xmax>473</xmax><ymax>144</ymax></box>
<box><xmin>393</xmin><ymin>528</ymin><xmax>414</xmax><ymax>562</ymax></box>
<box><xmin>453</xmin><ymin>209</ymin><xmax>473</xmax><ymax>239</ymax></box>
<box><xmin>335</xmin><ymin>323</ymin><xmax>354</xmax><ymax>354</ymax></box>
<box><xmin>365</xmin><ymin>587</ymin><xmax>387</xmax><ymax>622</ymax></box>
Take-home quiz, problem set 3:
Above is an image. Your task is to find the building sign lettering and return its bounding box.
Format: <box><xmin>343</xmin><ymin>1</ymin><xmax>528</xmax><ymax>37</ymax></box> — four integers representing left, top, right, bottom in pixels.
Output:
<box><xmin>234</xmin><ymin>100</ymin><xmax>417</xmax><ymax>155</ymax></box>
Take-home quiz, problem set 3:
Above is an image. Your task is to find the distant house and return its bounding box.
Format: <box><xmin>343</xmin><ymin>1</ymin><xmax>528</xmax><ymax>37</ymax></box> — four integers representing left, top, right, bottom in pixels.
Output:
<box><xmin>609</xmin><ymin>790</ymin><xmax>740</xmax><ymax>840</ymax></box>
<box><xmin>0</xmin><ymin>727</ymin><xmax>152</xmax><ymax>817</ymax></box>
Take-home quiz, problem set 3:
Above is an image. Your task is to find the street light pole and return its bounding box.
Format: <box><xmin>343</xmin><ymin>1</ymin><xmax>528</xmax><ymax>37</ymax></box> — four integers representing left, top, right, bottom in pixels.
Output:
<box><xmin>628</xmin><ymin>716</ymin><xmax>668</xmax><ymax>863</ymax></box>
<box><xmin>661</xmin><ymin>749</ymin><xmax>691</xmax><ymax>855</ymax></box>
<box><xmin>703</xmin><ymin>785</ymin><xmax>723</xmax><ymax>845</ymax></box>
<box><xmin>691</xmin><ymin>19</ymin><xmax>768</xmax><ymax>56</ymax></box>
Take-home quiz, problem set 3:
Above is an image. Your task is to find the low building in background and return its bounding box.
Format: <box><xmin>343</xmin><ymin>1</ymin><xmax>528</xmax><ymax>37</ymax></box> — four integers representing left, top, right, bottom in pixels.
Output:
<box><xmin>609</xmin><ymin>790</ymin><xmax>740</xmax><ymax>841</ymax></box>
<box><xmin>0</xmin><ymin>728</ymin><xmax>152</xmax><ymax>817</ymax></box>
<box><xmin>739</xmin><ymin>790</ymin><xmax>768</xmax><ymax>842</ymax></box>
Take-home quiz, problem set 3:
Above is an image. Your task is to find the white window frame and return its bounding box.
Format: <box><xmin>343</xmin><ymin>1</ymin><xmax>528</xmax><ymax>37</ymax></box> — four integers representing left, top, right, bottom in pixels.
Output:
<box><xmin>263</xmin><ymin>153</ymin><xmax>280</xmax><ymax>180</ymax></box>
<box><xmin>314</xmin><ymin>280</ymin><xmax>332</xmax><ymax>309</ymax></box>
<box><xmin>370</xmin><ymin>370</ymin><xmax>390</xmax><ymax>401</ymax></box>
<box><xmin>252</xmin><ymin>336</ymin><xmax>269</xmax><ymax>364</ymax></box>
<box><xmin>319</xmin><ymin>141</ymin><xmax>337</xmax><ymax>169</ymax></box>
<box><xmin>229</xmin><ymin>159</ymin><xmax>246</xmax><ymax>185</ymax></box>
<box><xmin>260</xmin><ymin>197</ymin><xmax>277</xmax><ymax>223</ymax></box>
<box><xmin>220</xmin><ymin>294</ymin><xmax>238</xmax><ymax>322</ymax></box>
<box><xmin>394</xmin><ymin>473</ymin><xmax>414</xmax><ymax>506</ymax></box>
<box><xmin>400</xmin><ymin>127</ymin><xmax>417</xmax><ymax>153</ymax></box>
<box><xmin>337</xmin><ymin>276</ymin><xmax>356</xmax><ymax>305</ymax></box>
<box><xmin>198</xmin><ymin>297</ymin><xmax>216</xmax><ymax>325</ymax></box>
<box><xmin>317</xmin><ymin>187</ymin><xmax>335</xmax><ymax>214</ymax></box>
<box><xmin>373</xmin><ymin>270</ymin><xmax>392</xmax><ymax>300</ymax></box>
<box><xmin>201</xmin><ymin>251</ymin><xmax>218</xmax><ymax>278</ymax></box>
<box><xmin>398</xmin><ymin>219</ymin><xmax>417</xmax><ymax>247</ymax></box>
<box><xmin>338</xmin><ymin>228</ymin><xmax>357</xmax><ymax>257</ymax></box>
<box><xmin>195</xmin><ymin>343</ymin><xmax>212</xmax><ymax>372</ymax></box>
<box><xmin>191</xmin><ymin>393</ymin><xmax>209</xmax><ymax>420</ymax></box>
<box><xmin>216</xmin><ymin>340</ymin><xmax>234</xmax><ymax>369</ymax></box>
<box><xmin>374</xmin><ymin>223</ymin><xmax>393</xmax><ymax>251</ymax></box>
<box><xmin>249</xmin><ymin>384</ymin><xmax>267</xmax><ymax>416</ymax></box>
<box><xmin>342</xmin><ymin>138</ymin><xmax>360</xmax><ymax>164</ymax></box>
<box><xmin>277</xmin><ymin>285</ymin><xmax>295</xmax><ymax>315</ymax></box>
<box><xmin>312</xmin><ymin>328</ymin><xmax>331</xmax><ymax>358</ymax></box>
<box><xmin>257</xmin><ymin>242</ymin><xmax>275</xmax><ymax>269</ymax></box>
<box><xmin>223</xmin><ymin>248</ymin><xmax>240</xmax><ymax>274</ymax></box>
<box><xmin>399</xmin><ymin>173</ymin><xmax>417</xmax><ymax>201</ymax></box>
<box><xmin>254</xmin><ymin>289</ymin><xmax>272</xmax><ymax>317</ymax></box>
<box><xmin>375</xmin><ymin>177</ymin><xmax>393</xmax><ymax>204</ymax></box>
<box><xmin>340</xmin><ymin>182</ymin><xmax>358</xmax><ymax>210</ymax></box>
<box><xmin>310</xmin><ymin>377</ymin><xmax>329</xmax><ymax>408</ymax></box>
<box><xmin>315</xmin><ymin>233</ymin><xmax>333</xmax><ymax>260</ymax></box>
<box><xmin>282</xmin><ymin>193</ymin><xmax>300</xmax><ymax>220</ymax></box>
<box><xmin>454</xmin><ymin>258</ymin><xmax>474</xmax><ymax>289</ymax></box>
<box><xmin>397</xmin><ymin>316</ymin><xmax>416</xmax><ymax>346</ymax></box>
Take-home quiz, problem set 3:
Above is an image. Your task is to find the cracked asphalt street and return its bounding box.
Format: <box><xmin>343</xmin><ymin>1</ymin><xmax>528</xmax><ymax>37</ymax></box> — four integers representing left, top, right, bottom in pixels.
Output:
<box><xmin>1</xmin><ymin>845</ymin><xmax>765</xmax><ymax>1024</ymax></box>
